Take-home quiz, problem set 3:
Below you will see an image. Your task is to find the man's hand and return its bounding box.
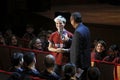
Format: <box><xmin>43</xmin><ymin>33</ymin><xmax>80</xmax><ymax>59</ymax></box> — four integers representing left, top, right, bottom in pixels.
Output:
<box><xmin>55</xmin><ymin>48</ymin><xmax>64</xmax><ymax>53</ymax></box>
<box><xmin>55</xmin><ymin>48</ymin><xmax>69</xmax><ymax>53</ymax></box>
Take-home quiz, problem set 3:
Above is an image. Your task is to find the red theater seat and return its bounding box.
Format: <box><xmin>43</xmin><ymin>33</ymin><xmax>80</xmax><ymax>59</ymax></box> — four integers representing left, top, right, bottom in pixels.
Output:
<box><xmin>0</xmin><ymin>70</ymin><xmax>12</xmax><ymax>80</ymax></box>
<box><xmin>94</xmin><ymin>61</ymin><xmax>115</xmax><ymax>80</ymax></box>
<box><xmin>0</xmin><ymin>45</ymin><xmax>11</xmax><ymax>71</ymax></box>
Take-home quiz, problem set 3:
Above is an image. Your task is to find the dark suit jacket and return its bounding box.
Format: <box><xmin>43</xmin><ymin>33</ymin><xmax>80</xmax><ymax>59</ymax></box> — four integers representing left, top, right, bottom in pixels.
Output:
<box><xmin>9</xmin><ymin>67</ymin><xmax>23</xmax><ymax>73</ymax></box>
<box><xmin>23</xmin><ymin>67</ymin><xmax>40</xmax><ymax>77</ymax></box>
<box><xmin>70</xmin><ymin>23</ymin><xmax>91</xmax><ymax>69</ymax></box>
<box><xmin>41</xmin><ymin>69</ymin><xmax>60</xmax><ymax>80</ymax></box>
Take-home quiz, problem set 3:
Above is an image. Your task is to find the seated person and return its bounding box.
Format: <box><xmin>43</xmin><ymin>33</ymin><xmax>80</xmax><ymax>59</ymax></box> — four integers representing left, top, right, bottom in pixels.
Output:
<box><xmin>60</xmin><ymin>63</ymin><xmax>77</xmax><ymax>80</ymax></box>
<box><xmin>91</xmin><ymin>40</ymin><xmax>107</xmax><ymax>61</ymax></box>
<box><xmin>87</xmin><ymin>67</ymin><xmax>100</xmax><ymax>80</ymax></box>
<box><xmin>9</xmin><ymin>52</ymin><xmax>24</xmax><ymax>73</ymax></box>
<box><xmin>4</xmin><ymin>28</ymin><xmax>13</xmax><ymax>45</ymax></box>
<box><xmin>0</xmin><ymin>32</ymin><xmax>6</xmax><ymax>45</ymax></box>
<box><xmin>41</xmin><ymin>54</ymin><xmax>60</xmax><ymax>80</ymax></box>
<box><xmin>103</xmin><ymin>44</ymin><xmax>120</xmax><ymax>63</ymax></box>
<box><xmin>22</xmin><ymin>24</ymin><xmax>36</xmax><ymax>41</ymax></box>
<box><xmin>23</xmin><ymin>52</ymin><xmax>41</xmax><ymax>77</ymax></box>
<box><xmin>8</xmin><ymin>34</ymin><xmax>22</xmax><ymax>47</ymax></box>
<box><xmin>28</xmin><ymin>37</ymin><xmax>43</xmax><ymax>50</ymax></box>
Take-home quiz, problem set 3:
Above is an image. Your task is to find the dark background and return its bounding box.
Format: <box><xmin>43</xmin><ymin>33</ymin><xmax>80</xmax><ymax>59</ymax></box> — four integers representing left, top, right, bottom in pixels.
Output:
<box><xmin>0</xmin><ymin>0</ymin><xmax>120</xmax><ymax>46</ymax></box>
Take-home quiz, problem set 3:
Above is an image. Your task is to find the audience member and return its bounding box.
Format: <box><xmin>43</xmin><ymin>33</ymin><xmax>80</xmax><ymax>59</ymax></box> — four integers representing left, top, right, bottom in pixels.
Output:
<box><xmin>8</xmin><ymin>34</ymin><xmax>22</xmax><ymax>47</ymax></box>
<box><xmin>91</xmin><ymin>38</ymin><xmax>101</xmax><ymax>52</ymax></box>
<box><xmin>4</xmin><ymin>29</ymin><xmax>13</xmax><ymax>45</ymax></box>
<box><xmin>110</xmin><ymin>44</ymin><xmax>120</xmax><ymax>56</ymax></box>
<box><xmin>46</xmin><ymin>30</ymin><xmax>53</xmax><ymax>40</ymax></box>
<box><xmin>28</xmin><ymin>37</ymin><xmax>43</xmax><ymax>50</ymax></box>
<box><xmin>103</xmin><ymin>44</ymin><xmax>120</xmax><ymax>63</ymax></box>
<box><xmin>41</xmin><ymin>54</ymin><xmax>60</xmax><ymax>80</ymax></box>
<box><xmin>23</xmin><ymin>52</ymin><xmax>41</xmax><ymax>77</ymax></box>
<box><xmin>0</xmin><ymin>32</ymin><xmax>6</xmax><ymax>45</ymax></box>
<box><xmin>9</xmin><ymin>52</ymin><xmax>24</xmax><ymax>73</ymax></box>
<box><xmin>87</xmin><ymin>67</ymin><xmax>100</xmax><ymax>80</ymax></box>
<box><xmin>38</xmin><ymin>30</ymin><xmax>53</xmax><ymax>51</ymax></box>
<box><xmin>23</xmin><ymin>24</ymin><xmax>36</xmax><ymax>41</ymax></box>
<box><xmin>91</xmin><ymin>40</ymin><xmax>107</xmax><ymax>61</ymax></box>
<box><xmin>60</xmin><ymin>63</ymin><xmax>77</xmax><ymax>80</ymax></box>
<box><xmin>38</xmin><ymin>30</ymin><xmax>49</xmax><ymax>51</ymax></box>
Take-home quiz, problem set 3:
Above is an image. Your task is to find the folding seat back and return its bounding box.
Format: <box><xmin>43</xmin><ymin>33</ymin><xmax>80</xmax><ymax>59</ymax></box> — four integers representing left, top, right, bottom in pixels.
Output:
<box><xmin>0</xmin><ymin>70</ymin><xmax>12</xmax><ymax>80</ymax></box>
<box><xmin>94</xmin><ymin>61</ymin><xmax>115</xmax><ymax>80</ymax></box>
<box><xmin>0</xmin><ymin>45</ymin><xmax>11</xmax><ymax>71</ymax></box>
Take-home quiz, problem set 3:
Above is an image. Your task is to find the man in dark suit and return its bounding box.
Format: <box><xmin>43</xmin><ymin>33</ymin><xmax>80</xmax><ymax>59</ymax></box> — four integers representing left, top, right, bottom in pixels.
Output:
<box><xmin>70</xmin><ymin>12</ymin><xmax>91</xmax><ymax>80</ymax></box>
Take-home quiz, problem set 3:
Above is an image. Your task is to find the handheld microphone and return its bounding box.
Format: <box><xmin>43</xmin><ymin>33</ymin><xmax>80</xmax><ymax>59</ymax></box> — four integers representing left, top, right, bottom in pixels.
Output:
<box><xmin>58</xmin><ymin>26</ymin><xmax>65</xmax><ymax>40</ymax></box>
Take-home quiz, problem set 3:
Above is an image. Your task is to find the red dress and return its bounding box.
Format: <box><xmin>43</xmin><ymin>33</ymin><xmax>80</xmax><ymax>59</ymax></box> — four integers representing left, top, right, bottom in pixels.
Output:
<box><xmin>49</xmin><ymin>30</ymin><xmax>73</xmax><ymax>65</ymax></box>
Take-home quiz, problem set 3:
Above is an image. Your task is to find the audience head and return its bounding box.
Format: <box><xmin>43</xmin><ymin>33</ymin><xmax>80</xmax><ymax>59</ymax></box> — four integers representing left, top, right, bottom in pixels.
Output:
<box><xmin>9</xmin><ymin>34</ymin><xmax>19</xmax><ymax>46</ymax></box>
<box><xmin>5</xmin><ymin>29</ymin><xmax>13</xmax><ymax>36</ymax></box>
<box><xmin>11</xmin><ymin>52</ymin><xmax>24</xmax><ymax>66</ymax></box>
<box><xmin>0</xmin><ymin>33</ymin><xmax>6</xmax><ymax>45</ymax></box>
<box><xmin>109</xmin><ymin>44</ymin><xmax>119</xmax><ymax>52</ymax></box>
<box><xmin>24</xmin><ymin>52</ymin><xmax>36</xmax><ymax>66</ymax></box>
<box><xmin>62</xmin><ymin>63</ymin><xmax>76</xmax><ymax>80</ymax></box>
<box><xmin>95</xmin><ymin>40</ymin><xmax>106</xmax><ymax>53</ymax></box>
<box><xmin>29</xmin><ymin>37</ymin><xmax>42</xmax><ymax>50</ymax></box>
<box><xmin>87</xmin><ymin>67</ymin><xmax>100</xmax><ymax>80</ymax></box>
<box><xmin>26</xmin><ymin>24</ymin><xmax>34</xmax><ymax>33</ymax></box>
<box><xmin>92</xmin><ymin>38</ymin><xmax>101</xmax><ymax>48</ymax></box>
<box><xmin>46</xmin><ymin>30</ymin><xmax>53</xmax><ymax>39</ymax></box>
<box><xmin>44</xmin><ymin>54</ymin><xmax>55</xmax><ymax>68</ymax></box>
<box><xmin>108</xmin><ymin>44</ymin><xmax>120</xmax><ymax>56</ymax></box>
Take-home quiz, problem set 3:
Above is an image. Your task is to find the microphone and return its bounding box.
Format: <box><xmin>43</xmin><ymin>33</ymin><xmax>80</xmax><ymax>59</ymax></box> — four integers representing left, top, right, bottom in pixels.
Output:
<box><xmin>59</xmin><ymin>29</ymin><xmax>65</xmax><ymax>40</ymax></box>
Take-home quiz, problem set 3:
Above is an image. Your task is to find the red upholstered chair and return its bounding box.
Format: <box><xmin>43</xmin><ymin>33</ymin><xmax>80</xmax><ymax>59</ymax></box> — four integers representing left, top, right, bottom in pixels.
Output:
<box><xmin>30</xmin><ymin>76</ymin><xmax>46</xmax><ymax>80</ymax></box>
<box><xmin>94</xmin><ymin>61</ymin><xmax>115</xmax><ymax>80</ymax></box>
<box><xmin>0</xmin><ymin>45</ymin><xmax>11</xmax><ymax>71</ymax></box>
<box><xmin>0</xmin><ymin>70</ymin><xmax>12</xmax><ymax>80</ymax></box>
